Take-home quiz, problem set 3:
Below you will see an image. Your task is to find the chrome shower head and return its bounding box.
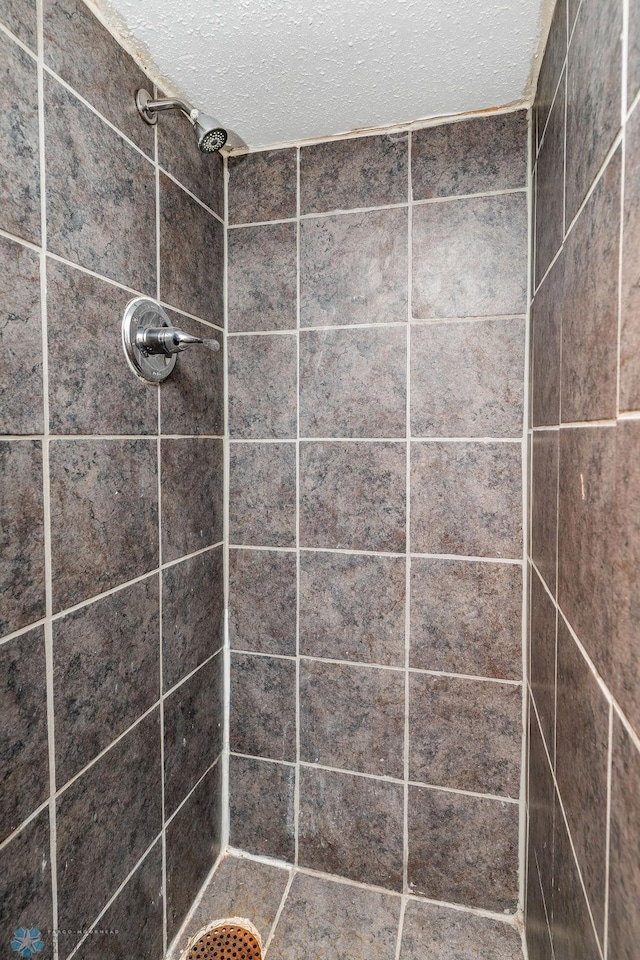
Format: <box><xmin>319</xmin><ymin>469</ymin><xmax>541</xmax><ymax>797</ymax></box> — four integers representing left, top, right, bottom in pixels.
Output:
<box><xmin>136</xmin><ymin>89</ymin><xmax>230</xmax><ymax>155</ymax></box>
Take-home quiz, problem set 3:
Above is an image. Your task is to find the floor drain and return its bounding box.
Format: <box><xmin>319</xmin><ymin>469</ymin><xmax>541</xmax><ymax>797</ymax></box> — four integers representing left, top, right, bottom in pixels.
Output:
<box><xmin>184</xmin><ymin>918</ymin><xmax>263</xmax><ymax>960</ymax></box>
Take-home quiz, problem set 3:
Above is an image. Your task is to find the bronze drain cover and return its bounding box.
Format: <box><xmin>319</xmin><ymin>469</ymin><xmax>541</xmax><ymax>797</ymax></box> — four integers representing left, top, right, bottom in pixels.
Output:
<box><xmin>184</xmin><ymin>920</ymin><xmax>262</xmax><ymax>960</ymax></box>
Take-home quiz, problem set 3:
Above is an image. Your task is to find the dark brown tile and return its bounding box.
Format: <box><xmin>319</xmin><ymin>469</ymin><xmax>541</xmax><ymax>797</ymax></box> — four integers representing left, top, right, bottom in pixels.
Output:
<box><xmin>0</xmin><ymin>440</ymin><xmax>45</xmax><ymax>637</ymax></box>
<box><xmin>300</xmin><ymin>327</ymin><xmax>407</xmax><ymax>438</ymax></box>
<box><xmin>531</xmin><ymin>429</ymin><xmax>559</xmax><ymax>592</ymax></box>
<box><xmin>528</xmin><ymin>704</ymin><xmax>555</xmax><ymax>916</ymax></box>
<box><xmin>229</xmin><ymin>334</ymin><xmax>297</xmax><ymax>439</ymax></box>
<box><xmin>229</xmin><ymin>652</ymin><xmax>296</xmax><ymax>762</ymax></box>
<box><xmin>400</xmin><ymin>899</ymin><xmax>522</xmax><ymax>960</ymax></box>
<box><xmin>299</xmin><ymin>767</ymin><xmax>404</xmax><ymax>890</ymax></box>
<box><xmin>228</xmin><ymin>755</ymin><xmax>295</xmax><ymax>862</ymax></box>
<box><xmin>267</xmin><ymin>873</ymin><xmax>400</xmax><ymax>960</ymax></box>
<box><xmin>0</xmin><ymin>0</ymin><xmax>37</xmax><ymax>48</ymax></box>
<box><xmin>166</xmin><ymin>760</ymin><xmax>222</xmax><ymax>943</ymax></box>
<box><xmin>551</xmin><ymin>800</ymin><xmax>601</xmax><ymax>960</ymax></box>
<box><xmin>561</xmin><ymin>147</ymin><xmax>620</xmax><ymax>423</ymax></box>
<box><xmin>157</xmin><ymin>100</ymin><xmax>223</xmax><ymax>215</ymax></box>
<box><xmin>300</xmin><ymin>660</ymin><xmax>404</xmax><ymax>777</ymax></box>
<box><xmin>411</xmin><ymin>441</ymin><xmax>522</xmax><ymax>558</ymax></box>
<box><xmin>0</xmin><ymin>812</ymin><xmax>53</xmax><ymax>960</ymax></box>
<box><xmin>608</xmin><ymin>715</ymin><xmax>640</xmax><ymax>960</ymax></box>
<box><xmin>525</xmin><ymin>852</ymin><xmax>553</xmax><ymax>960</ymax></box>
<box><xmin>565</xmin><ymin>0</ymin><xmax>622</xmax><ymax>222</ymax></box>
<box><xmin>228</xmin><ymin>149</ymin><xmax>297</xmax><ymax>224</ymax></box>
<box><xmin>299</xmin><ymin>551</ymin><xmax>405</xmax><ymax>666</ymax></box>
<box><xmin>409</xmin><ymin>674</ymin><xmax>521</xmax><ymax>797</ymax></box>
<box><xmin>0</xmin><ymin>627</ymin><xmax>48</xmax><ymax>842</ymax></box>
<box><xmin>160</xmin><ymin>172</ymin><xmax>223</xmax><ymax>324</ymax></box>
<box><xmin>620</xmin><ymin>104</ymin><xmax>640</xmax><ymax>412</ymax></box>
<box><xmin>228</xmin><ymin>222</ymin><xmax>297</xmax><ymax>332</ymax></box>
<box><xmin>0</xmin><ymin>236</ymin><xmax>42</xmax><ymax>435</ymax></box>
<box><xmin>535</xmin><ymin>0</ymin><xmax>567</xmax><ymax>146</ymax></box>
<box><xmin>407</xmin><ymin>786</ymin><xmax>519</xmax><ymax>912</ymax></box>
<box><xmin>0</xmin><ymin>32</ymin><xmax>40</xmax><ymax>244</ymax></box>
<box><xmin>49</xmin><ymin>439</ymin><xmax>158</xmax><ymax>613</ymax></box>
<box><xmin>47</xmin><ymin>260</ymin><xmax>157</xmax><ymax>435</ymax></box>
<box><xmin>535</xmin><ymin>70</ymin><xmax>566</xmax><ymax>285</ymax></box>
<box><xmin>410</xmin><ymin>318</ymin><xmax>525</xmax><ymax>438</ymax></box>
<box><xmin>53</xmin><ymin>577</ymin><xmax>160</xmax><ymax>786</ymax></box>
<box><xmin>412</xmin><ymin>193</ymin><xmax>528</xmax><ymax>319</ymax></box>
<box><xmin>161</xmin><ymin>438</ymin><xmax>223</xmax><ymax>563</ymax></box>
<box><xmin>56</xmin><ymin>710</ymin><xmax>162</xmax><ymax>931</ymax></box>
<box><xmin>412</xmin><ymin>111</ymin><xmax>527</xmax><ymax>200</ymax></box>
<box><xmin>229</xmin><ymin>549</ymin><xmax>297</xmax><ymax>657</ymax></box>
<box><xmin>299</xmin><ymin>208</ymin><xmax>408</xmax><ymax>327</ymax></box>
<box><xmin>301</xmin><ymin>134</ymin><xmax>407</xmax><ymax>214</ymax></box>
<box><xmin>160</xmin><ymin>316</ymin><xmax>224</xmax><ymax>437</ymax></box>
<box><xmin>164</xmin><ymin>653</ymin><xmax>224</xmax><ymax>817</ymax></box>
<box><xmin>531</xmin><ymin>251</ymin><xmax>563</xmax><ymax>427</ymax></box>
<box><xmin>410</xmin><ymin>558</ymin><xmax>522</xmax><ymax>679</ymax></box>
<box><xmin>300</xmin><ymin>441</ymin><xmax>406</xmax><ymax>552</ymax></box>
<box><xmin>163</xmin><ymin>547</ymin><xmax>224</xmax><ymax>690</ymax></box>
<box><xmin>229</xmin><ymin>442</ymin><xmax>296</xmax><ymax>547</ymax></box>
<box><xmin>45</xmin><ymin>75</ymin><xmax>156</xmax><ymax>292</ymax></box>
<box><xmin>43</xmin><ymin>0</ymin><xmax>154</xmax><ymax>155</ymax></box>
<box><xmin>530</xmin><ymin>569</ymin><xmax>557</xmax><ymax>756</ymax></box>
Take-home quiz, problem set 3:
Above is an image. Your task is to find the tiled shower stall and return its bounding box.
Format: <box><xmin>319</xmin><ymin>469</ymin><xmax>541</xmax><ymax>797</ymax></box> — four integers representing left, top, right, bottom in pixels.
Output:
<box><xmin>0</xmin><ymin>0</ymin><xmax>638</xmax><ymax>958</ymax></box>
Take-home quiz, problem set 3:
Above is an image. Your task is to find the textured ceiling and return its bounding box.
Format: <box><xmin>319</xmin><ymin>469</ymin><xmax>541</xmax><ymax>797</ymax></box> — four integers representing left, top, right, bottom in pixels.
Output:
<box><xmin>96</xmin><ymin>0</ymin><xmax>550</xmax><ymax>150</ymax></box>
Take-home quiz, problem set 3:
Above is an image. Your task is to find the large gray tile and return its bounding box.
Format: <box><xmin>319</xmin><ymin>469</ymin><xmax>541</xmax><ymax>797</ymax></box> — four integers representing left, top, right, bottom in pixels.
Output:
<box><xmin>161</xmin><ymin>438</ymin><xmax>223</xmax><ymax>563</ymax></box>
<box><xmin>608</xmin><ymin>715</ymin><xmax>640</xmax><ymax>960</ymax></box>
<box><xmin>535</xmin><ymin>70</ymin><xmax>566</xmax><ymax>285</ymax></box>
<box><xmin>551</xmin><ymin>797</ymin><xmax>601</xmax><ymax>960</ymax></box>
<box><xmin>229</xmin><ymin>442</ymin><xmax>296</xmax><ymax>547</ymax></box>
<box><xmin>620</xmin><ymin>103</ymin><xmax>640</xmax><ymax>412</ymax></box>
<box><xmin>160</xmin><ymin>316</ymin><xmax>224</xmax><ymax>437</ymax></box>
<box><xmin>0</xmin><ymin>236</ymin><xmax>42</xmax><ymax>435</ymax></box>
<box><xmin>528</xmin><ymin>706</ymin><xmax>555</xmax><ymax>911</ymax></box>
<box><xmin>530</xmin><ymin>568</ymin><xmax>557</xmax><ymax>756</ymax></box>
<box><xmin>229</xmin><ymin>549</ymin><xmax>296</xmax><ymax>657</ymax></box>
<box><xmin>526</xmin><ymin>860</ymin><xmax>554</xmax><ymax>960</ymax></box>
<box><xmin>535</xmin><ymin>0</ymin><xmax>567</xmax><ymax>145</ymax></box>
<box><xmin>0</xmin><ymin>812</ymin><xmax>53</xmax><ymax>960</ymax></box>
<box><xmin>229</xmin><ymin>652</ymin><xmax>296</xmax><ymax>762</ymax></box>
<box><xmin>630</xmin><ymin>0</ymin><xmax>640</xmax><ymax>104</ymax></box>
<box><xmin>531</xmin><ymin>429</ymin><xmax>559</xmax><ymax>592</ymax></box>
<box><xmin>229</xmin><ymin>755</ymin><xmax>295</xmax><ymax>862</ymax></box>
<box><xmin>229</xmin><ymin>334</ymin><xmax>297</xmax><ymax>439</ymax></box>
<box><xmin>0</xmin><ymin>32</ymin><xmax>40</xmax><ymax>244</ymax></box>
<box><xmin>0</xmin><ymin>0</ymin><xmax>37</xmax><ymax>48</ymax></box>
<box><xmin>228</xmin><ymin>149</ymin><xmax>297</xmax><ymax>224</ymax></box>
<box><xmin>531</xmin><ymin>251</ymin><xmax>563</xmax><ymax>427</ymax></box>
<box><xmin>399</xmin><ymin>899</ymin><xmax>522</xmax><ymax>960</ymax></box>
<box><xmin>228</xmin><ymin>222</ymin><xmax>297</xmax><ymax>332</ymax></box>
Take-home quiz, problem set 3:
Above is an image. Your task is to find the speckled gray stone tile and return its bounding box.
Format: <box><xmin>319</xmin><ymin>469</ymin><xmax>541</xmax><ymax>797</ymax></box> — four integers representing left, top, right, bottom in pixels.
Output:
<box><xmin>608</xmin><ymin>715</ymin><xmax>640</xmax><ymax>960</ymax></box>
<box><xmin>229</xmin><ymin>755</ymin><xmax>295</xmax><ymax>862</ymax></box>
<box><xmin>531</xmin><ymin>429</ymin><xmax>559</xmax><ymax>593</ymax></box>
<box><xmin>619</xmin><ymin>105</ymin><xmax>640</xmax><ymax>412</ymax></box>
<box><xmin>0</xmin><ymin>236</ymin><xmax>42</xmax><ymax>435</ymax></box>
<box><xmin>528</xmin><ymin>705</ymin><xmax>555</xmax><ymax>910</ymax></box>
<box><xmin>535</xmin><ymin>70</ymin><xmax>566</xmax><ymax>285</ymax></box>
<box><xmin>300</xmin><ymin>134</ymin><xmax>407</xmax><ymax>214</ymax></box>
<box><xmin>161</xmin><ymin>438</ymin><xmax>223</xmax><ymax>563</ymax></box>
<box><xmin>300</xmin><ymin>660</ymin><xmax>405</xmax><ymax>777</ymax></box>
<box><xmin>0</xmin><ymin>440</ymin><xmax>45</xmax><ymax>637</ymax></box>
<box><xmin>229</xmin><ymin>334</ymin><xmax>297</xmax><ymax>439</ymax></box>
<box><xmin>0</xmin><ymin>627</ymin><xmax>48</xmax><ymax>842</ymax></box>
<box><xmin>300</xmin><ymin>441</ymin><xmax>406</xmax><ymax>552</ymax></box>
<box><xmin>267</xmin><ymin>873</ymin><xmax>400</xmax><ymax>960</ymax></box>
<box><xmin>228</xmin><ymin>149</ymin><xmax>297</xmax><ymax>224</ymax></box>
<box><xmin>0</xmin><ymin>0</ymin><xmax>37</xmax><ymax>48</ymax></box>
<box><xmin>551</xmin><ymin>795</ymin><xmax>601</xmax><ymax>960</ymax></box>
<box><xmin>411</xmin><ymin>111</ymin><xmax>527</xmax><ymax>200</ymax></box>
<box><xmin>410</xmin><ymin>318</ymin><xmax>524</xmax><ymax>438</ymax></box>
<box><xmin>229</xmin><ymin>442</ymin><xmax>296</xmax><ymax>547</ymax></box>
<box><xmin>49</xmin><ymin>439</ymin><xmax>158</xmax><ymax>613</ymax></box>
<box><xmin>0</xmin><ymin>811</ymin><xmax>53</xmax><ymax>960</ymax></box>
<box><xmin>228</xmin><ymin>222</ymin><xmax>297</xmax><ymax>332</ymax></box>
<box><xmin>53</xmin><ymin>577</ymin><xmax>160</xmax><ymax>786</ymax></box>
<box><xmin>410</xmin><ymin>558</ymin><xmax>522</xmax><ymax>679</ymax></box>
<box><xmin>300</xmin><ymin>208</ymin><xmax>408</xmax><ymax>326</ymax></box>
<box><xmin>530</xmin><ymin>570</ymin><xmax>557</xmax><ymax>756</ymax></box>
<box><xmin>160</xmin><ymin>314</ymin><xmax>223</xmax><ymax>437</ymax></box>
<box><xmin>412</xmin><ymin>193</ymin><xmax>527</xmax><ymax>319</ymax></box>
<box><xmin>531</xmin><ymin>251</ymin><xmax>564</xmax><ymax>427</ymax></box>
<box><xmin>526</xmin><ymin>852</ymin><xmax>554</xmax><ymax>960</ymax></box>
<box><xmin>299</xmin><ymin>551</ymin><xmax>405</xmax><ymax>666</ymax></box>
<box><xmin>298</xmin><ymin>767</ymin><xmax>404</xmax><ymax>890</ymax></box>
<box><xmin>47</xmin><ymin>259</ymin><xmax>157</xmax><ymax>435</ymax></box>
<box><xmin>45</xmin><ymin>75</ymin><xmax>156</xmax><ymax>292</ymax></box>
<box><xmin>399</xmin><ymin>899</ymin><xmax>522</xmax><ymax>960</ymax></box>
<box><xmin>157</xmin><ymin>93</ymin><xmax>223</xmax><ymax>215</ymax></box>
<box><xmin>230</xmin><ymin>652</ymin><xmax>296</xmax><ymax>762</ymax></box>
<box><xmin>411</xmin><ymin>442</ymin><xmax>522</xmax><ymax>558</ymax></box>
<box><xmin>229</xmin><ymin>549</ymin><xmax>297</xmax><ymax>656</ymax></box>
<box><xmin>0</xmin><ymin>32</ymin><xmax>40</xmax><ymax>244</ymax></box>
<box><xmin>535</xmin><ymin>0</ymin><xmax>567</xmax><ymax>146</ymax></box>
<box><xmin>408</xmin><ymin>786</ymin><xmax>519</xmax><ymax>912</ymax></box>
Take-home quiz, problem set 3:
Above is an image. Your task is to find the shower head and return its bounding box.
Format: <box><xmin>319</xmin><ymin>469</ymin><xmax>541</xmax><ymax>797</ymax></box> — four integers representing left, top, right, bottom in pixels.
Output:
<box><xmin>136</xmin><ymin>89</ymin><xmax>231</xmax><ymax>154</ymax></box>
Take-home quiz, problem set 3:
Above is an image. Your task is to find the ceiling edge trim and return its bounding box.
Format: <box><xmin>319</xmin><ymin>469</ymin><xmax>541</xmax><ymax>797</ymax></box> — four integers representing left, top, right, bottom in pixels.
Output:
<box><xmin>523</xmin><ymin>0</ymin><xmax>561</xmax><ymax>103</ymax></box>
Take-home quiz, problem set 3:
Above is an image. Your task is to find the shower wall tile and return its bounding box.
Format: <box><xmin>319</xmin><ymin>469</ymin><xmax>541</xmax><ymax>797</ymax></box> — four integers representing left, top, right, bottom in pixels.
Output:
<box><xmin>229</xmin><ymin>652</ymin><xmax>297</xmax><ymax>762</ymax></box>
<box><xmin>0</xmin><ymin>627</ymin><xmax>48</xmax><ymax>842</ymax></box>
<box><xmin>160</xmin><ymin>172</ymin><xmax>224</xmax><ymax>325</ymax></box>
<box><xmin>410</xmin><ymin>318</ymin><xmax>525</xmax><ymax>438</ymax></box>
<box><xmin>0</xmin><ymin>811</ymin><xmax>53</xmax><ymax>960</ymax></box>
<box><xmin>410</xmin><ymin>558</ymin><xmax>522</xmax><ymax>679</ymax></box>
<box><xmin>528</xmin><ymin>708</ymin><xmax>555</xmax><ymax>906</ymax></box>
<box><xmin>534</xmin><ymin>0</ymin><xmax>567</xmax><ymax>143</ymax></box>
<box><xmin>299</xmin><ymin>326</ymin><xmax>407</xmax><ymax>437</ymax></box>
<box><xmin>229</xmin><ymin>755</ymin><xmax>295</xmax><ymax>862</ymax></box>
<box><xmin>162</xmin><ymin>547</ymin><xmax>224</xmax><ymax>691</ymax></box>
<box><xmin>400</xmin><ymin>900</ymin><xmax>523</xmax><ymax>960</ymax></box>
<box><xmin>45</xmin><ymin>76</ymin><xmax>156</xmax><ymax>292</ymax></box>
<box><xmin>161</xmin><ymin>316</ymin><xmax>224</xmax><ymax>436</ymax></box>
<box><xmin>608</xmin><ymin>715</ymin><xmax>640</xmax><ymax>960</ymax></box>
<box><xmin>0</xmin><ymin>32</ymin><xmax>40</xmax><ymax>245</ymax></box>
<box><xmin>551</xmin><ymin>799</ymin><xmax>601</xmax><ymax>960</ymax></box>
<box><xmin>229</xmin><ymin>548</ymin><xmax>297</xmax><ymax>657</ymax></box>
<box><xmin>526</xmin><ymin>857</ymin><xmax>554</xmax><ymax>960</ymax></box>
<box><xmin>531</xmin><ymin>429</ymin><xmax>559</xmax><ymax>592</ymax></box>
<box><xmin>0</xmin><ymin>0</ymin><xmax>37</xmax><ymax>48</ymax></box>
<box><xmin>228</xmin><ymin>222</ymin><xmax>298</xmax><ymax>332</ymax></box>
<box><xmin>535</xmin><ymin>70</ymin><xmax>565</xmax><ymax>285</ymax></box>
<box><xmin>53</xmin><ymin>577</ymin><xmax>160</xmax><ymax>786</ymax></box>
<box><xmin>0</xmin><ymin>236</ymin><xmax>42</xmax><ymax>435</ymax></box>
<box><xmin>298</xmin><ymin>767</ymin><xmax>404</xmax><ymax>890</ymax></box>
<box><xmin>630</xmin><ymin>0</ymin><xmax>640</xmax><ymax>103</ymax></box>
<box><xmin>411</xmin><ymin>193</ymin><xmax>527</xmax><ymax>318</ymax></box>
<box><xmin>43</xmin><ymin>0</ymin><xmax>154</xmax><ymax>155</ymax></box>
<box><xmin>411</xmin><ymin>111</ymin><xmax>527</xmax><ymax>200</ymax></box>
<box><xmin>157</xmin><ymin>102</ymin><xmax>224</xmax><ymax>216</ymax></box>
<box><xmin>160</xmin><ymin>438</ymin><xmax>223</xmax><ymax>563</ymax></box>
<box><xmin>299</xmin><ymin>208</ymin><xmax>408</xmax><ymax>327</ymax></box>
<box><xmin>300</xmin><ymin>660</ymin><xmax>405</xmax><ymax>777</ymax></box>
<box><xmin>229</xmin><ymin>442</ymin><xmax>296</xmax><ymax>547</ymax></box>
<box><xmin>47</xmin><ymin>260</ymin><xmax>157</xmax><ymax>436</ymax></box>
<box><xmin>228</xmin><ymin>334</ymin><xmax>297</xmax><ymax>439</ymax></box>
<box><xmin>49</xmin><ymin>438</ymin><xmax>158</xmax><ymax>612</ymax></box>
<box><xmin>0</xmin><ymin>440</ymin><xmax>45</xmax><ymax>638</ymax></box>
<box><xmin>529</xmin><ymin>569</ymin><xmax>557</xmax><ymax>756</ymax></box>
<box><xmin>531</xmin><ymin>251</ymin><xmax>563</xmax><ymax>427</ymax></box>
<box><xmin>299</xmin><ymin>551</ymin><xmax>406</xmax><ymax>666</ymax></box>
<box><xmin>300</xmin><ymin>135</ymin><xmax>408</xmax><ymax>214</ymax></box>
<box><xmin>228</xmin><ymin>148</ymin><xmax>297</xmax><ymax>224</ymax></box>
<box><xmin>620</xmin><ymin>103</ymin><xmax>640</xmax><ymax>412</ymax></box>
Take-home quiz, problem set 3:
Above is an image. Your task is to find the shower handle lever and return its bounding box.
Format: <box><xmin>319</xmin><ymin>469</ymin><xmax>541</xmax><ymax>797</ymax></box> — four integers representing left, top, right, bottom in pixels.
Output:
<box><xmin>137</xmin><ymin>326</ymin><xmax>204</xmax><ymax>357</ymax></box>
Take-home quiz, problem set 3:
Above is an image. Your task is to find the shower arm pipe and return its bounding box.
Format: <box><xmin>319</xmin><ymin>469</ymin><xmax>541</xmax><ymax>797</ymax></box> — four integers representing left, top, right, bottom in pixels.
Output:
<box><xmin>138</xmin><ymin>95</ymin><xmax>198</xmax><ymax>123</ymax></box>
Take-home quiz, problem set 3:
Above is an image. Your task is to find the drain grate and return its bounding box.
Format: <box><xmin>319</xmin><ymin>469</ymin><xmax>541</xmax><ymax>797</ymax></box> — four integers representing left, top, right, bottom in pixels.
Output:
<box><xmin>185</xmin><ymin>921</ymin><xmax>262</xmax><ymax>960</ymax></box>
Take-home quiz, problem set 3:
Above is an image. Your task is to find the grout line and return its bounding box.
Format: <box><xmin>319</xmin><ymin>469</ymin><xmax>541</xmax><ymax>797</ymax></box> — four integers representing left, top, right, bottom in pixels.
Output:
<box><xmin>229</xmin><ymin>216</ymin><xmax>297</xmax><ymax>229</ymax></box>
<box><xmin>0</xmin><ymin>798</ymin><xmax>51</xmax><ymax>852</ymax></box>
<box><xmin>413</xmin><ymin>186</ymin><xmax>528</xmax><ymax>205</ymax></box>
<box><xmin>221</xmin><ymin>547</ymin><xmax>523</xmax><ymax>563</ymax></box>
<box><xmin>603</xmin><ymin>704</ymin><xmax>613</xmax><ymax>960</ymax></box>
<box><xmin>221</xmin><ymin>150</ymin><xmax>231</xmax><ymax>856</ymax></box>
<box><xmin>1</xmin><ymin>433</ymin><xmax>224</xmax><ymax>441</ymax></box>
<box><xmin>226</xmin><ymin>435</ymin><xmax>524</xmax><ymax>444</ymax></box>
<box><xmin>294</xmin><ymin>143</ymin><xmax>301</xmax><ymax>868</ymax></box>
<box><xmin>262</xmin><ymin>867</ymin><xmax>295</xmax><ymax>957</ymax></box>
<box><xmin>158</xmin><ymin>165</ymin><xmax>224</xmax><ymax>225</ymax></box>
<box><xmin>164</xmin><ymin>847</ymin><xmax>227</xmax><ymax>960</ymax></box>
<box><xmin>394</xmin><ymin>896</ymin><xmax>408</xmax><ymax>960</ymax></box>
<box><xmin>532</xmin><ymin>419</ymin><xmax>617</xmax><ymax>430</ymax></box>
<box><xmin>225</xmin><ymin>314</ymin><xmax>527</xmax><ymax>336</ymax></box>
<box><xmin>0</xmin><ymin>18</ymin><xmax>36</xmax><ymax>57</ymax></box>
<box><xmin>403</xmin><ymin>130</ymin><xmax>412</xmax><ymax>897</ymax></box>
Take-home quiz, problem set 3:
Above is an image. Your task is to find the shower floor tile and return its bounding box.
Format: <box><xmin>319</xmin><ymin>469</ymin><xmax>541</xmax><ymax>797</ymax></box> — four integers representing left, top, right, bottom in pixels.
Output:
<box><xmin>167</xmin><ymin>853</ymin><xmax>523</xmax><ymax>960</ymax></box>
